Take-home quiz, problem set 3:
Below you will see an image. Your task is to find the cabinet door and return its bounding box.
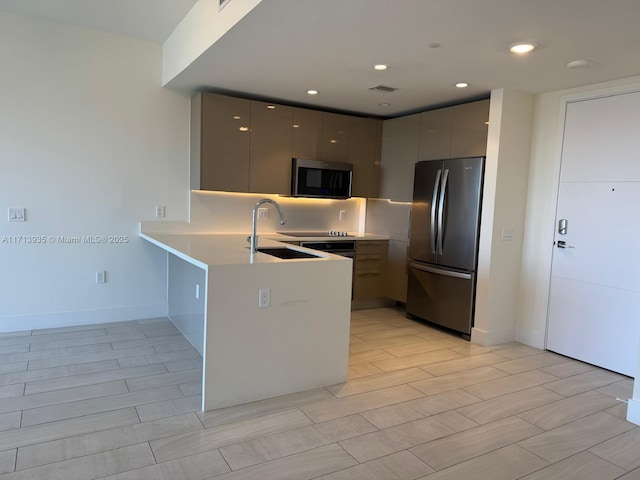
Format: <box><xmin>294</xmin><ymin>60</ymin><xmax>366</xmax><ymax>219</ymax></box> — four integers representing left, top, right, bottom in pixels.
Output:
<box><xmin>385</xmin><ymin>239</ymin><xmax>408</xmax><ymax>303</ymax></box>
<box><xmin>321</xmin><ymin>112</ymin><xmax>350</xmax><ymax>162</ymax></box>
<box><xmin>379</xmin><ymin>113</ymin><xmax>421</xmax><ymax>202</ymax></box>
<box><xmin>450</xmin><ymin>99</ymin><xmax>489</xmax><ymax>158</ymax></box>
<box><xmin>292</xmin><ymin>107</ymin><xmax>323</xmax><ymax>160</ymax></box>
<box><xmin>419</xmin><ymin>107</ymin><xmax>453</xmax><ymax>161</ymax></box>
<box><xmin>353</xmin><ymin>241</ymin><xmax>386</xmax><ymax>301</ymax></box>
<box><xmin>349</xmin><ymin>117</ymin><xmax>382</xmax><ymax>198</ymax></box>
<box><xmin>249</xmin><ymin>101</ymin><xmax>293</xmax><ymax>194</ymax></box>
<box><xmin>200</xmin><ymin>93</ymin><xmax>251</xmax><ymax>192</ymax></box>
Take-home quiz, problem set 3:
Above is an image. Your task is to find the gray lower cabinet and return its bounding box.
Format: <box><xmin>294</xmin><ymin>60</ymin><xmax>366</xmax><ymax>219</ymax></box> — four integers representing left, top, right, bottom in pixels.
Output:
<box><xmin>384</xmin><ymin>239</ymin><xmax>409</xmax><ymax>303</ymax></box>
<box><xmin>353</xmin><ymin>241</ymin><xmax>386</xmax><ymax>301</ymax></box>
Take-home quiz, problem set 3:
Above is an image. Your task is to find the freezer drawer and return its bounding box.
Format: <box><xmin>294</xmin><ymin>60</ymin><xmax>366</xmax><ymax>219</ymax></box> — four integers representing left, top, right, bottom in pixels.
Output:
<box><xmin>406</xmin><ymin>262</ymin><xmax>475</xmax><ymax>337</ymax></box>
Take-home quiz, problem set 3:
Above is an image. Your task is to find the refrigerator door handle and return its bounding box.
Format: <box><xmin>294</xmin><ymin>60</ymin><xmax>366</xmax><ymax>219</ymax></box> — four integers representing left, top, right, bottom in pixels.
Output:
<box><xmin>409</xmin><ymin>262</ymin><xmax>472</xmax><ymax>280</ymax></box>
<box><xmin>430</xmin><ymin>169</ymin><xmax>442</xmax><ymax>254</ymax></box>
<box><xmin>437</xmin><ymin>169</ymin><xmax>449</xmax><ymax>255</ymax></box>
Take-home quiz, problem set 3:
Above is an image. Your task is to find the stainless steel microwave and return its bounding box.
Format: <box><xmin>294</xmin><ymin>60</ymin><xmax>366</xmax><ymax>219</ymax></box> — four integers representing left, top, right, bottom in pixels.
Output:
<box><xmin>291</xmin><ymin>158</ymin><xmax>353</xmax><ymax>199</ymax></box>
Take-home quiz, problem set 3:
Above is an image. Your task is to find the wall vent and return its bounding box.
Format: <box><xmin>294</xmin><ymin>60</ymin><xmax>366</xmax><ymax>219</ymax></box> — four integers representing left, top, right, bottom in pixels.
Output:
<box><xmin>368</xmin><ymin>85</ymin><xmax>398</xmax><ymax>93</ymax></box>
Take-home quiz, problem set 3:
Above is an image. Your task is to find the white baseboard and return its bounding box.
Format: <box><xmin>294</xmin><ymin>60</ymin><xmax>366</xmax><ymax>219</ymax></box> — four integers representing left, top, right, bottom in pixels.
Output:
<box><xmin>627</xmin><ymin>398</ymin><xmax>640</xmax><ymax>426</ymax></box>
<box><xmin>516</xmin><ymin>328</ymin><xmax>546</xmax><ymax>349</ymax></box>
<box><xmin>0</xmin><ymin>303</ymin><xmax>168</xmax><ymax>333</ymax></box>
<box><xmin>471</xmin><ymin>326</ymin><xmax>516</xmax><ymax>346</ymax></box>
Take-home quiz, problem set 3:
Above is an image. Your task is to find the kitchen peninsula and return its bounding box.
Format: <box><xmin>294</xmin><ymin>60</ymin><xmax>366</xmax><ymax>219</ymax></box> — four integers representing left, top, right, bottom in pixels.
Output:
<box><xmin>140</xmin><ymin>231</ymin><xmax>352</xmax><ymax>411</ymax></box>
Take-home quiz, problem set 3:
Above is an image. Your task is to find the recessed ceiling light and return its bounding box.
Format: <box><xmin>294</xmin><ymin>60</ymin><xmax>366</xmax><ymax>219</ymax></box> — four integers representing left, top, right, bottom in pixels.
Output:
<box><xmin>292</xmin><ymin>124</ymin><xmax>300</xmax><ymax>128</ymax></box>
<box><xmin>455</xmin><ymin>82</ymin><xmax>469</xmax><ymax>88</ymax></box>
<box><xmin>233</xmin><ymin>116</ymin><xmax>241</xmax><ymax>120</ymax></box>
<box><xmin>377</xmin><ymin>102</ymin><xmax>391</xmax><ymax>107</ymax></box>
<box><xmin>306</xmin><ymin>89</ymin><xmax>319</xmax><ymax>95</ymax></box>
<box><xmin>566</xmin><ymin>59</ymin><xmax>595</xmax><ymax>69</ymax></box>
<box><xmin>373</xmin><ymin>64</ymin><xmax>388</xmax><ymax>71</ymax></box>
<box><xmin>509</xmin><ymin>42</ymin><xmax>537</xmax><ymax>54</ymax></box>
<box><xmin>266</xmin><ymin>105</ymin><xmax>276</xmax><ymax>109</ymax></box>
<box><xmin>238</xmin><ymin>126</ymin><xmax>249</xmax><ymax>132</ymax></box>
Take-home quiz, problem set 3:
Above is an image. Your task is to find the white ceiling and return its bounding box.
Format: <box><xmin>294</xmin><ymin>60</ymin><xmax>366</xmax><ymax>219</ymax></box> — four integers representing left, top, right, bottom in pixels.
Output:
<box><xmin>0</xmin><ymin>0</ymin><xmax>198</xmax><ymax>43</ymax></box>
<box><xmin>3</xmin><ymin>0</ymin><xmax>640</xmax><ymax>117</ymax></box>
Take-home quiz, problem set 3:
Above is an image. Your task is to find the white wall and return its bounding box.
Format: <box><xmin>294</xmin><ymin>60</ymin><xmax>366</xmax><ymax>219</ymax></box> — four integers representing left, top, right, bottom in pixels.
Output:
<box><xmin>0</xmin><ymin>12</ymin><xmax>190</xmax><ymax>332</ymax></box>
<box><xmin>516</xmin><ymin>75</ymin><xmax>640</xmax><ymax>348</ymax></box>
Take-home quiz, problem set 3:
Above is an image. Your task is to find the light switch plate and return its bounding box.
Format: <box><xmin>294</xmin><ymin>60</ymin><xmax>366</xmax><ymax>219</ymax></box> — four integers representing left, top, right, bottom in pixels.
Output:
<box><xmin>96</xmin><ymin>271</ymin><xmax>106</xmax><ymax>284</ymax></box>
<box><xmin>258</xmin><ymin>208</ymin><xmax>269</xmax><ymax>219</ymax></box>
<box><xmin>8</xmin><ymin>208</ymin><xmax>25</xmax><ymax>222</ymax></box>
<box><xmin>501</xmin><ymin>229</ymin><xmax>514</xmax><ymax>241</ymax></box>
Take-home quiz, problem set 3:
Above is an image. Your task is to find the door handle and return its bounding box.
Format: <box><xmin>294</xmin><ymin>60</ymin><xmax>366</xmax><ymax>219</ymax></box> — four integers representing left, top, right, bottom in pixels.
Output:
<box><xmin>556</xmin><ymin>240</ymin><xmax>575</xmax><ymax>249</ymax></box>
<box><xmin>430</xmin><ymin>170</ymin><xmax>441</xmax><ymax>254</ymax></box>
<box><xmin>437</xmin><ymin>169</ymin><xmax>449</xmax><ymax>255</ymax></box>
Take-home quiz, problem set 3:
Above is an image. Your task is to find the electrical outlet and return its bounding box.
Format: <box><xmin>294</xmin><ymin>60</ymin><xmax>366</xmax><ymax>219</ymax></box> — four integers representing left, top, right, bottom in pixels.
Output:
<box><xmin>501</xmin><ymin>229</ymin><xmax>513</xmax><ymax>241</ymax></box>
<box><xmin>258</xmin><ymin>208</ymin><xmax>269</xmax><ymax>219</ymax></box>
<box><xmin>258</xmin><ymin>288</ymin><xmax>270</xmax><ymax>308</ymax></box>
<box><xmin>96</xmin><ymin>271</ymin><xmax>106</xmax><ymax>284</ymax></box>
<box><xmin>339</xmin><ymin>210</ymin><xmax>347</xmax><ymax>221</ymax></box>
<box><xmin>8</xmin><ymin>208</ymin><xmax>25</xmax><ymax>222</ymax></box>
<box><xmin>155</xmin><ymin>205</ymin><xmax>166</xmax><ymax>218</ymax></box>
<box><xmin>195</xmin><ymin>284</ymin><xmax>200</xmax><ymax>300</ymax></box>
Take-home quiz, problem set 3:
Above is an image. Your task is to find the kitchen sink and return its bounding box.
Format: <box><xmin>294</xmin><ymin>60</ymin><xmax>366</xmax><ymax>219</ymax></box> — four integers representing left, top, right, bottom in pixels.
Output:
<box><xmin>256</xmin><ymin>247</ymin><xmax>323</xmax><ymax>259</ymax></box>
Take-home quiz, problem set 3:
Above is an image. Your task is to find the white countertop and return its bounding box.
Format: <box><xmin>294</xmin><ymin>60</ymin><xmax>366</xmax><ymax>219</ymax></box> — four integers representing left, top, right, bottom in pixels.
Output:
<box><xmin>140</xmin><ymin>232</ymin><xmax>355</xmax><ymax>269</ymax></box>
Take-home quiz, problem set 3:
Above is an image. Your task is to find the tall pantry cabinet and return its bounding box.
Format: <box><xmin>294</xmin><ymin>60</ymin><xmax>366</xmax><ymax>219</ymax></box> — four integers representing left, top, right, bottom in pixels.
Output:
<box><xmin>378</xmin><ymin>99</ymin><xmax>490</xmax><ymax>303</ymax></box>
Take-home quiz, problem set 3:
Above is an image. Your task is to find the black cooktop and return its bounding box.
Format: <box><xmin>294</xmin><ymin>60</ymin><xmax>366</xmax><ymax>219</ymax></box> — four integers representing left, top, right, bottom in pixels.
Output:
<box><xmin>277</xmin><ymin>231</ymin><xmax>353</xmax><ymax>238</ymax></box>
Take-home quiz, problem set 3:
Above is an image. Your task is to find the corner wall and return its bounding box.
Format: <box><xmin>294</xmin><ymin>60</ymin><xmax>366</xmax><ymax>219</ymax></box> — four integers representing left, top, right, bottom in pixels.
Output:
<box><xmin>472</xmin><ymin>89</ymin><xmax>534</xmax><ymax>345</ymax></box>
<box><xmin>0</xmin><ymin>12</ymin><xmax>190</xmax><ymax>332</ymax></box>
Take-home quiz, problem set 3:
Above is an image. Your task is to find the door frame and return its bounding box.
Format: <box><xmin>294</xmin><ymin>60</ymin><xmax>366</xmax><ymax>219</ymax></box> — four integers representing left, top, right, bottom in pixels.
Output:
<box><xmin>543</xmin><ymin>83</ymin><xmax>640</xmax><ymax>350</ymax></box>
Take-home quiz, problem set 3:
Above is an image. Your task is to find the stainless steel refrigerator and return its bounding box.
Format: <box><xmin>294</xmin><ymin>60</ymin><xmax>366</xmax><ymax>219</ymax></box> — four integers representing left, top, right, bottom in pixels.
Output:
<box><xmin>406</xmin><ymin>156</ymin><xmax>484</xmax><ymax>339</ymax></box>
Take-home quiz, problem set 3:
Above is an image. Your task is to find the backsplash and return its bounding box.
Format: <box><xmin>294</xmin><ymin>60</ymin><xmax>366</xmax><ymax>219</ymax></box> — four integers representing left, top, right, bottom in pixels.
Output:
<box><xmin>142</xmin><ymin>190</ymin><xmax>366</xmax><ymax>234</ymax></box>
<box><xmin>365</xmin><ymin>198</ymin><xmax>412</xmax><ymax>241</ymax></box>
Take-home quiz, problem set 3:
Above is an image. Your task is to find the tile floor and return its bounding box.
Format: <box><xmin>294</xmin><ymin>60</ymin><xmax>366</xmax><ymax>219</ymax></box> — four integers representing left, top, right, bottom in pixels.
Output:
<box><xmin>0</xmin><ymin>307</ymin><xmax>637</xmax><ymax>479</ymax></box>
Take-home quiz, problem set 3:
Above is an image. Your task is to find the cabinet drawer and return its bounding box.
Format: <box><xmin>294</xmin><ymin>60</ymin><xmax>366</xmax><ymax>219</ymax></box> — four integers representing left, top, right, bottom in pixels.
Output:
<box><xmin>356</xmin><ymin>241</ymin><xmax>383</xmax><ymax>255</ymax></box>
<box><xmin>353</xmin><ymin>271</ymin><xmax>384</xmax><ymax>300</ymax></box>
<box><xmin>355</xmin><ymin>255</ymin><xmax>383</xmax><ymax>273</ymax></box>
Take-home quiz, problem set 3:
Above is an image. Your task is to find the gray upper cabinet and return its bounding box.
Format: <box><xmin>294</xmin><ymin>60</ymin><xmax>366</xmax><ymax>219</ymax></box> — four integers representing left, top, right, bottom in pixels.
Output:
<box><xmin>191</xmin><ymin>92</ymin><xmax>251</xmax><ymax>192</ymax></box>
<box><xmin>321</xmin><ymin>112</ymin><xmax>350</xmax><ymax>162</ymax></box>
<box><xmin>292</xmin><ymin>107</ymin><xmax>323</xmax><ymax>160</ymax></box>
<box><xmin>379</xmin><ymin>113</ymin><xmax>421</xmax><ymax>202</ymax></box>
<box><xmin>249</xmin><ymin>101</ymin><xmax>293</xmax><ymax>195</ymax></box>
<box><xmin>192</xmin><ymin>93</ymin><xmax>382</xmax><ymax>197</ymax></box>
<box><xmin>450</xmin><ymin>99</ymin><xmax>490</xmax><ymax>158</ymax></box>
<box><xmin>349</xmin><ymin>117</ymin><xmax>382</xmax><ymax>198</ymax></box>
<box><xmin>380</xmin><ymin>99</ymin><xmax>489</xmax><ymax>202</ymax></box>
<box><xmin>419</xmin><ymin>107</ymin><xmax>453</xmax><ymax>161</ymax></box>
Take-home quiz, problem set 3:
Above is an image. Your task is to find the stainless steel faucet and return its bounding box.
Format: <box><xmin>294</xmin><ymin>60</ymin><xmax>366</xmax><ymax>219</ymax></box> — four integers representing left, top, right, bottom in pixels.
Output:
<box><xmin>249</xmin><ymin>199</ymin><xmax>286</xmax><ymax>253</ymax></box>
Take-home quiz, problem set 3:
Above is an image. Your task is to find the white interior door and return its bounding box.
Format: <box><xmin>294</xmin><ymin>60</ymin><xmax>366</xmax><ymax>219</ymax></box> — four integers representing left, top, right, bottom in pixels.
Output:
<box><xmin>547</xmin><ymin>91</ymin><xmax>640</xmax><ymax>376</ymax></box>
